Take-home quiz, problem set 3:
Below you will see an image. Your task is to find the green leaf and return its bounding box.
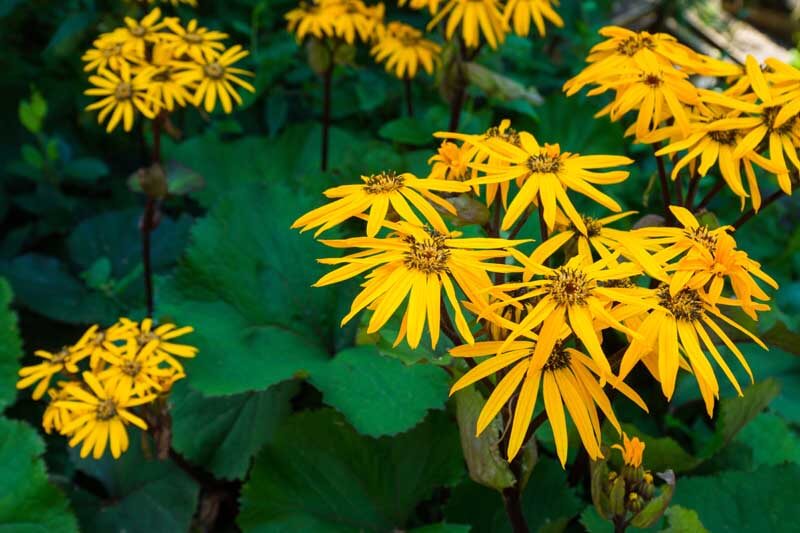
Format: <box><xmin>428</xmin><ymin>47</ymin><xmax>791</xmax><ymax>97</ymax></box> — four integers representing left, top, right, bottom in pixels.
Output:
<box><xmin>21</xmin><ymin>144</ymin><xmax>43</xmax><ymax>170</ymax></box>
<box><xmin>661</xmin><ymin>506</ymin><xmax>709</xmax><ymax>533</ymax></box>
<box><xmin>170</xmin><ymin>380</ymin><xmax>298</xmax><ymax>480</ymax></box>
<box><xmin>446</xmin><ymin>459</ymin><xmax>582</xmax><ymax>533</ymax></box>
<box><xmin>238</xmin><ymin>409</ymin><xmax>464</xmax><ymax>532</ymax></box>
<box><xmin>79</xmin><ymin>258</ymin><xmax>112</xmax><ymax>290</ymax></box>
<box><xmin>670</xmin><ymin>464</ymin><xmax>800</xmax><ymax>532</ymax></box>
<box><xmin>62</xmin><ymin>158</ymin><xmax>109</xmax><ymax>182</ymax></box>
<box><xmin>735</xmin><ymin>412</ymin><xmax>800</xmax><ymax>468</ymax></box>
<box><xmin>18</xmin><ymin>89</ymin><xmax>47</xmax><ymax>134</ymax></box>
<box><xmin>410</xmin><ymin>525</ymin><xmax>472</xmax><ymax>533</ymax></box>
<box><xmin>464</xmin><ymin>62</ymin><xmax>543</xmax><ymax>106</ymax></box>
<box><xmin>310</xmin><ymin>346</ymin><xmax>449</xmax><ymax>437</ymax></box>
<box><xmin>158</xmin><ymin>183</ymin><xmax>352</xmax><ymax>395</ymax></box>
<box><xmin>0</xmin><ymin>417</ymin><xmax>78</xmax><ymax>532</ymax></box>
<box><xmin>70</xmin><ymin>436</ymin><xmax>199</xmax><ymax>533</ymax></box>
<box><xmin>703</xmin><ymin>379</ymin><xmax>780</xmax><ymax>457</ymax></box>
<box><xmin>453</xmin><ymin>385</ymin><xmax>515</xmax><ymax>490</ymax></box>
<box><xmin>0</xmin><ymin>279</ymin><xmax>22</xmax><ymax>411</ymax></box>
<box><xmin>378</xmin><ymin>117</ymin><xmax>434</xmax><ymax>146</ymax></box>
<box><xmin>579</xmin><ymin>506</ymin><xmax>613</xmax><ymax>533</ymax></box>
<box><xmin>0</xmin><ymin>254</ymin><xmax>121</xmax><ymax>324</ymax></box>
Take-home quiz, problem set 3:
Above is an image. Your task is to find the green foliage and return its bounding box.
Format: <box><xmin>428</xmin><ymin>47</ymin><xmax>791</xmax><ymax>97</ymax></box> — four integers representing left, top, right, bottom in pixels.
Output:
<box><xmin>310</xmin><ymin>345</ymin><xmax>450</xmax><ymax>436</ymax></box>
<box><xmin>238</xmin><ymin>410</ymin><xmax>464</xmax><ymax>532</ymax></box>
<box><xmin>170</xmin><ymin>380</ymin><xmax>298</xmax><ymax>480</ymax></box>
<box><xmin>70</xmin><ymin>437</ymin><xmax>199</xmax><ymax>533</ymax></box>
<box><xmin>0</xmin><ymin>417</ymin><xmax>78</xmax><ymax>532</ymax></box>
<box><xmin>0</xmin><ymin>279</ymin><xmax>22</xmax><ymax>410</ymax></box>
<box><xmin>661</xmin><ymin>506</ymin><xmax>709</xmax><ymax>533</ymax></box>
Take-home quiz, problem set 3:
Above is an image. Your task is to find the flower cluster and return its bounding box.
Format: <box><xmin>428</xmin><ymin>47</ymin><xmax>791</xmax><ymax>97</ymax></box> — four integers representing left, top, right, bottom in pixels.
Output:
<box><xmin>293</xmin><ymin>106</ymin><xmax>776</xmax><ymax>467</ymax></box>
<box><xmin>83</xmin><ymin>8</ymin><xmax>254</xmax><ymax>132</ymax></box>
<box><xmin>17</xmin><ymin>319</ymin><xmax>197</xmax><ymax>459</ymax></box>
<box><xmin>566</xmin><ymin>26</ymin><xmax>800</xmax><ymax>211</ymax></box>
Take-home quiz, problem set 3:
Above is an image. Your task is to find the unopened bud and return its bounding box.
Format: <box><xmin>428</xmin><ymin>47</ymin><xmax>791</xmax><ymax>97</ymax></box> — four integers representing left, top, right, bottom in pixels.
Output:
<box><xmin>134</xmin><ymin>163</ymin><xmax>168</xmax><ymax>198</ymax></box>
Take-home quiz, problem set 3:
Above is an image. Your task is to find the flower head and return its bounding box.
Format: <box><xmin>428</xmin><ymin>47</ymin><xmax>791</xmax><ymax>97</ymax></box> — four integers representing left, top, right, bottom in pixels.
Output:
<box><xmin>286</xmin><ymin>0</ymin><xmax>342</xmax><ymax>41</ymax></box>
<box><xmin>371</xmin><ymin>22</ymin><xmax>440</xmax><ymax>79</ymax></box>
<box><xmin>17</xmin><ymin>347</ymin><xmax>89</xmax><ymax>400</ymax></box>
<box><xmin>84</xmin><ymin>64</ymin><xmax>156</xmax><ymax>132</ymax></box>
<box><xmin>612</xmin><ymin>432</ymin><xmax>645</xmax><ymax>467</ymax></box>
<box><xmin>503</xmin><ymin>0</ymin><xmax>563</xmax><ymax>37</ymax></box>
<box><xmin>119</xmin><ymin>8</ymin><xmax>173</xmax><ymax>57</ymax></box>
<box><xmin>427</xmin><ymin>0</ymin><xmax>508</xmax><ymax>50</ymax></box>
<box><xmin>165</xmin><ymin>19</ymin><xmax>228</xmax><ymax>62</ymax></box>
<box><xmin>174</xmin><ymin>44</ymin><xmax>255</xmax><ymax>113</ymax></box>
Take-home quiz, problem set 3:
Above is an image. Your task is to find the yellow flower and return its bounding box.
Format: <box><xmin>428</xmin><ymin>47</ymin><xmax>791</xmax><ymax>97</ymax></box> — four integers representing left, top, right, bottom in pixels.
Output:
<box><xmin>656</xmin><ymin>103</ymin><xmax>785</xmax><ymax>210</ymax></box>
<box><xmin>313</xmin><ymin>222</ymin><xmax>526</xmax><ymax>348</ymax></box>
<box><xmin>619</xmin><ymin>283</ymin><xmax>766</xmax><ymax>414</ymax></box>
<box><xmin>469</xmin><ymin>131</ymin><xmax>632</xmax><ymax>233</ymax></box>
<box><xmin>450</xmin><ymin>339</ymin><xmax>646</xmax><ymax>464</ymax></box>
<box><xmin>42</xmin><ymin>384</ymin><xmax>74</xmax><ymax>434</ymax></box>
<box><xmin>17</xmin><ymin>347</ymin><xmax>89</xmax><ymax>400</ymax></box>
<box><xmin>145</xmin><ymin>43</ymin><xmax>196</xmax><ymax>112</ymax></box>
<box><xmin>333</xmin><ymin>0</ymin><xmax>383</xmax><ymax>44</ymax></box>
<box><xmin>84</xmin><ymin>64</ymin><xmax>156</xmax><ymax>132</ymax></box>
<box><xmin>564</xmin><ymin>26</ymin><xmax>737</xmax><ymax>96</ymax></box>
<box><xmin>398</xmin><ymin>0</ymin><xmax>441</xmax><ymax>13</ymax></box>
<box><xmin>526</xmin><ymin>212</ymin><xmax>665</xmax><ymax>279</ymax></box>
<box><xmin>490</xmin><ymin>253</ymin><xmax>648</xmax><ymax>377</ymax></box>
<box><xmin>503</xmin><ymin>0</ymin><xmax>563</xmax><ymax>37</ymax></box>
<box><xmin>612</xmin><ymin>432</ymin><xmax>645</xmax><ymax>467</ymax></box>
<box><xmin>99</xmin><ymin>337</ymin><xmax>176</xmax><ymax>397</ymax></box>
<box><xmin>118</xmin><ymin>8</ymin><xmax>172</xmax><ymax>57</ymax></box>
<box><xmin>292</xmin><ymin>171</ymin><xmax>469</xmax><ymax>237</ymax></box>
<box><xmin>164</xmin><ymin>19</ymin><xmax>228</xmax><ymax>62</ymax></box>
<box><xmin>428</xmin><ymin>141</ymin><xmax>474</xmax><ymax>183</ymax></box>
<box><xmin>126</xmin><ymin>318</ymin><xmax>198</xmax><ymax>372</ymax></box>
<box><xmin>174</xmin><ymin>44</ymin><xmax>255</xmax><ymax>113</ymax></box>
<box><xmin>71</xmin><ymin>321</ymin><xmax>137</xmax><ymax>371</ymax></box>
<box><xmin>591</xmin><ymin>52</ymin><xmax>700</xmax><ymax>139</ymax></box>
<box><xmin>427</xmin><ymin>0</ymin><xmax>507</xmax><ymax>50</ymax></box>
<box><xmin>58</xmin><ymin>372</ymin><xmax>154</xmax><ymax>459</ymax></box>
<box><xmin>286</xmin><ymin>0</ymin><xmax>342</xmax><ymax>41</ymax></box>
<box><xmin>82</xmin><ymin>33</ymin><xmax>139</xmax><ymax>72</ymax></box>
<box><xmin>370</xmin><ymin>22</ymin><xmax>441</xmax><ymax>79</ymax></box>
<box><xmin>702</xmin><ymin>55</ymin><xmax>799</xmax><ymax>197</ymax></box>
<box><xmin>435</xmin><ymin>120</ymin><xmax>522</xmax><ymax>206</ymax></box>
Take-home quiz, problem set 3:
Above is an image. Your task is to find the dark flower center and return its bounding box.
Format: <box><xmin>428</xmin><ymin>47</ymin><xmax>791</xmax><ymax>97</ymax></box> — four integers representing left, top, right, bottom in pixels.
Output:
<box><xmin>364</xmin><ymin>171</ymin><xmax>405</xmax><ymax>194</ymax></box>
<box><xmin>404</xmin><ymin>230</ymin><xmax>451</xmax><ymax>274</ymax></box>
<box><xmin>96</xmin><ymin>399</ymin><xmax>117</xmax><ymax>420</ymax></box>
<box><xmin>658</xmin><ymin>285</ymin><xmax>703</xmax><ymax>321</ymax></box>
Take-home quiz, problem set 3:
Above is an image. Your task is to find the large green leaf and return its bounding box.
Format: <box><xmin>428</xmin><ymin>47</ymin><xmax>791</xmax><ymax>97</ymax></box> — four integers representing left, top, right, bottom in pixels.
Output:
<box><xmin>736</xmin><ymin>412</ymin><xmax>800</xmax><ymax>468</ymax></box>
<box><xmin>671</xmin><ymin>464</ymin><xmax>800</xmax><ymax>532</ymax></box>
<box><xmin>445</xmin><ymin>459</ymin><xmax>583</xmax><ymax>533</ymax></box>
<box><xmin>70</xmin><ymin>437</ymin><xmax>199</xmax><ymax>533</ymax></box>
<box><xmin>158</xmin><ymin>182</ymin><xmax>354</xmax><ymax>395</ymax></box>
<box><xmin>0</xmin><ymin>417</ymin><xmax>78</xmax><ymax>532</ymax></box>
<box><xmin>309</xmin><ymin>346</ymin><xmax>449</xmax><ymax>436</ymax></box>
<box><xmin>0</xmin><ymin>278</ymin><xmax>22</xmax><ymax>411</ymax></box>
<box><xmin>238</xmin><ymin>409</ymin><xmax>464</xmax><ymax>532</ymax></box>
<box><xmin>170</xmin><ymin>380</ymin><xmax>298</xmax><ymax>480</ymax></box>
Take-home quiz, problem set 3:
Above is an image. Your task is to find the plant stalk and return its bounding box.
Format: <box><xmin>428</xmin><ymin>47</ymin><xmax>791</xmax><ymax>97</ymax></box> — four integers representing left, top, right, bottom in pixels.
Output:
<box><xmin>404</xmin><ymin>76</ymin><xmax>413</xmax><ymax>117</ymax></box>
<box><xmin>732</xmin><ymin>190</ymin><xmax>784</xmax><ymax>229</ymax></box>
<box><xmin>321</xmin><ymin>63</ymin><xmax>333</xmax><ymax>171</ymax></box>
<box><xmin>652</xmin><ymin>143</ymin><xmax>673</xmax><ymax>224</ymax></box>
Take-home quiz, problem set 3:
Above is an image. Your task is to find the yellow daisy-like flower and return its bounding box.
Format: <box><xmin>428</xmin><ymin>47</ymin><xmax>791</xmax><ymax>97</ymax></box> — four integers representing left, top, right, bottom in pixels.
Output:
<box><xmin>640</xmin><ymin>206</ymin><xmax>776</xmax><ymax>318</ymax></box>
<box><xmin>17</xmin><ymin>347</ymin><xmax>89</xmax><ymax>400</ymax></box>
<box><xmin>145</xmin><ymin>43</ymin><xmax>195</xmax><ymax>112</ymax></box>
<box><xmin>702</xmin><ymin>55</ymin><xmax>800</xmax><ymax>196</ymax></box>
<box><xmin>334</xmin><ymin>0</ymin><xmax>383</xmax><ymax>44</ymax></box>
<box><xmin>490</xmin><ymin>253</ymin><xmax>648</xmax><ymax>377</ymax></box>
<box><xmin>58</xmin><ymin>372</ymin><xmax>154</xmax><ymax>459</ymax></box>
<box><xmin>428</xmin><ymin>141</ymin><xmax>474</xmax><ymax>183</ymax></box>
<box><xmin>118</xmin><ymin>8</ymin><xmax>172</xmax><ymax>57</ymax></box>
<box><xmin>99</xmin><ymin>337</ymin><xmax>175</xmax><ymax>397</ymax></box>
<box><xmin>399</xmin><ymin>0</ymin><xmax>441</xmax><ymax>13</ymax></box>
<box><xmin>125</xmin><ymin>318</ymin><xmax>198</xmax><ymax>372</ymax></box>
<box><xmin>427</xmin><ymin>0</ymin><xmax>508</xmax><ymax>50</ymax></box>
<box><xmin>164</xmin><ymin>19</ymin><xmax>228</xmax><ymax>62</ymax></box>
<box><xmin>71</xmin><ymin>321</ymin><xmax>137</xmax><ymax>371</ymax></box>
<box><xmin>620</xmin><ymin>282</ymin><xmax>766</xmax><ymax>415</ymax></box>
<box><xmin>591</xmin><ymin>52</ymin><xmax>700</xmax><ymax>139</ymax></box>
<box><xmin>450</xmin><ymin>339</ymin><xmax>647</xmax><ymax>463</ymax></box>
<box><xmin>313</xmin><ymin>222</ymin><xmax>526</xmax><ymax>348</ymax></box>
<box><xmin>612</xmin><ymin>432</ymin><xmax>645</xmax><ymax>467</ymax></box>
<box><xmin>292</xmin><ymin>171</ymin><xmax>469</xmax><ymax>237</ymax></box>
<box><xmin>434</xmin><ymin>120</ymin><xmax>522</xmax><ymax>206</ymax></box>
<box><xmin>526</xmin><ymin>212</ymin><xmax>665</xmax><ymax>279</ymax></box>
<box><xmin>285</xmin><ymin>0</ymin><xmax>342</xmax><ymax>41</ymax></box>
<box><xmin>174</xmin><ymin>44</ymin><xmax>255</xmax><ymax>113</ymax></box>
<box><xmin>84</xmin><ymin>65</ymin><xmax>156</xmax><ymax>132</ymax></box>
<box><xmin>503</xmin><ymin>0</ymin><xmax>563</xmax><ymax>37</ymax></box>
<box><xmin>469</xmin><ymin>131</ymin><xmax>632</xmax><ymax>233</ymax></box>
<box><xmin>42</xmin><ymin>384</ymin><xmax>74</xmax><ymax>434</ymax></box>
<box><xmin>370</xmin><ymin>22</ymin><xmax>441</xmax><ymax>79</ymax></box>
<box><xmin>563</xmin><ymin>26</ymin><xmax>737</xmax><ymax>96</ymax></box>
<box><xmin>82</xmin><ymin>33</ymin><xmax>139</xmax><ymax>72</ymax></box>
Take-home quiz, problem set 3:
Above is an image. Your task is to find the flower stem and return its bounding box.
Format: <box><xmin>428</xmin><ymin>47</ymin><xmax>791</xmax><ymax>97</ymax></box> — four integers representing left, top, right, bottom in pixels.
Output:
<box><xmin>141</xmin><ymin>116</ymin><xmax>163</xmax><ymax>318</ymax></box>
<box><xmin>321</xmin><ymin>63</ymin><xmax>333</xmax><ymax>172</ymax></box>
<box><xmin>501</xmin><ymin>485</ymin><xmax>530</xmax><ymax>533</ymax></box>
<box><xmin>404</xmin><ymin>76</ymin><xmax>413</xmax><ymax>117</ymax></box>
<box><xmin>685</xmin><ymin>171</ymin><xmax>701</xmax><ymax>211</ymax></box>
<box><xmin>695</xmin><ymin>176</ymin><xmax>726</xmax><ymax>211</ymax></box>
<box><xmin>732</xmin><ymin>190</ymin><xmax>783</xmax><ymax>229</ymax></box>
<box><xmin>652</xmin><ymin>143</ymin><xmax>673</xmax><ymax>224</ymax></box>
